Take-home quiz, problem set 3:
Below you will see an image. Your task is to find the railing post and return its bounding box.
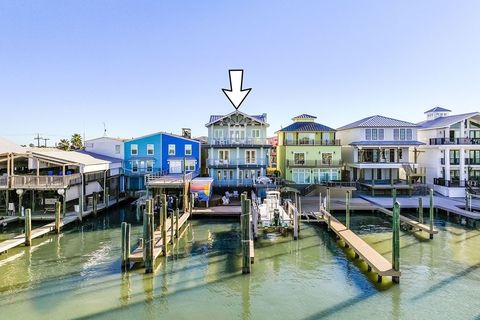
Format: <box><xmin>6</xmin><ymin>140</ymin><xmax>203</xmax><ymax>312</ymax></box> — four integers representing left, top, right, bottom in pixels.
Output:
<box><xmin>429</xmin><ymin>189</ymin><xmax>434</xmax><ymax>239</ymax></box>
<box><xmin>345</xmin><ymin>190</ymin><xmax>350</xmax><ymax>230</ymax></box>
<box><xmin>418</xmin><ymin>197</ymin><xmax>423</xmax><ymax>224</ymax></box>
<box><xmin>161</xmin><ymin>194</ymin><xmax>167</xmax><ymax>255</ymax></box>
<box><xmin>55</xmin><ymin>201</ymin><xmax>61</xmax><ymax>234</ymax></box>
<box><xmin>392</xmin><ymin>201</ymin><xmax>400</xmax><ymax>283</ymax></box>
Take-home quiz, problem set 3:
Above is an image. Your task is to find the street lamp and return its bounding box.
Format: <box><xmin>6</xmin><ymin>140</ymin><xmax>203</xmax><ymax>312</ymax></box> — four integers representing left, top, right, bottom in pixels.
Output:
<box><xmin>58</xmin><ymin>189</ymin><xmax>66</xmax><ymax>217</ymax></box>
<box><xmin>16</xmin><ymin>189</ymin><xmax>24</xmax><ymax>216</ymax></box>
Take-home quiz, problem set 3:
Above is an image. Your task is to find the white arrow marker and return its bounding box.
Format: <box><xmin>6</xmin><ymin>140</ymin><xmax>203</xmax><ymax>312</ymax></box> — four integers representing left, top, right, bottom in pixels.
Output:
<box><xmin>222</xmin><ymin>69</ymin><xmax>251</xmax><ymax>110</ymax></box>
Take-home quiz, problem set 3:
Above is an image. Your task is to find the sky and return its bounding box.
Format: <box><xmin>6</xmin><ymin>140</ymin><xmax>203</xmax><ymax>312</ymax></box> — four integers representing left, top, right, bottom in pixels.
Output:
<box><xmin>1</xmin><ymin>1</ymin><xmax>480</xmax><ymax>145</ymax></box>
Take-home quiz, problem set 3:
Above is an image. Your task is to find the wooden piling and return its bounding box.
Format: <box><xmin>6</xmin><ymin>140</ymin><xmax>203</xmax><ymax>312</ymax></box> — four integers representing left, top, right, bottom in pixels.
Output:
<box><xmin>241</xmin><ymin>194</ymin><xmax>251</xmax><ymax>274</ymax></box>
<box><xmin>175</xmin><ymin>208</ymin><xmax>180</xmax><ymax>238</ymax></box>
<box><xmin>418</xmin><ymin>197</ymin><xmax>424</xmax><ymax>224</ymax></box>
<box><xmin>326</xmin><ymin>188</ymin><xmax>331</xmax><ymax>213</ymax></box>
<box><xmin>121</xmin><ymin>222</ymin><xmax>131</xmax><ymax>270</ymax></box>
<box><xmin>161</xmin><ymin>194</ymin><xmax>167</xmax><ymax>255</ymax></box>
<box><xmin>93</xmin><ymin>192</ymin><xmax>98</xmax><ymax>216</ymax></box>
<box><xmin>392</xmin><ymin>201</ymin><xmax>400</xmax><ymax>283</ymax></box>
<box><xmin>392</xmin><ymin>188</ymin><xmax>397</xmax><ymax>207</ymax></box>
<box><xmin>429</xmin><ymin>189</ymin><xmax>434</xmax><ymax>239</ymax></box>
<box><xmin>55</xmin><ymin>201</ymin><xmax>61</xmax><ymax>234</ymax></box>
<box><xmin>171</xmin><ymin>206</ymin><xmax>175</xmax><ymax>244</ymax></box>
<box><xmin>106</xmin><ymin>187</ymin><xmax>110</xmax><ymax>208</ymax></box>
<box><xmin>143</xmin><ymin>199</ymin><xmax>155</xmax><ymax>273</ymax></box>
<box><xmin>25</xmin><ymin>208</ymin><xmax>31</xmax><ymax>246</ymax></box>
<box><xmin>345</xmin><ymin>191</ymin><xmax>351</xmax><ymax>230</ymax></box>
<box><xmin>293</xmin><ymin>204</ymin><xmax>299</xmax><ymax>240</ymax></box>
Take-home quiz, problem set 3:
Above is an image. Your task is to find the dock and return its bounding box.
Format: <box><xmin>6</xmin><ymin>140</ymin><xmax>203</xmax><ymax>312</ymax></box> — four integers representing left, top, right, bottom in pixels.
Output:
<box><xmin>314</xmin><ymin>208</ymin><xmax>401</xmax><ymax>283</ymax></box>
<box><xmin>192</xmin><ymin>205</ymin><xmax>241</xmax><ymax>217</ymax></box>
<box><xmin>374</xmin><ymin>206</ymin><xmax>438</xmax><ymax>235</ymax></box>
<box><xmin>0</xmin><ymin>197</ymin><xmax>127</xmax><ymax>254</ymax></box>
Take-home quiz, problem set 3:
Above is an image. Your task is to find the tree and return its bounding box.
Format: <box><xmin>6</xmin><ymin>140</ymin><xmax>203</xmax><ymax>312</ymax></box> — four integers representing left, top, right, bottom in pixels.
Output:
<box><xmin>70</xmin><ymin>134</ymin><xmax>83</xmax><ymax>150</ymax></box>
<box><xmin>57</xmin><ymin>139</ymin><xmax>70</xmax><ymax>151</ymax></box>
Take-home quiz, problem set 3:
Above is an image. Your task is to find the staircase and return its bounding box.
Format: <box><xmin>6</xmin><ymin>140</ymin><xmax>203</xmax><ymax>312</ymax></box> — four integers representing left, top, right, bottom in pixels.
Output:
<box><xmin>402</xmin><ymin>164</ymin><xmax>414</xmax><ymax>176</ymax></box>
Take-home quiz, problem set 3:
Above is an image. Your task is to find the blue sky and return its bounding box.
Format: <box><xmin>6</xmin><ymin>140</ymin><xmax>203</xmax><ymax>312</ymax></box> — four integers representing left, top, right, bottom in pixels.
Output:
<box><xmin>1</xmin><ymin>1</ymin><xmax>480</xmax><ymax>145</ymax></box>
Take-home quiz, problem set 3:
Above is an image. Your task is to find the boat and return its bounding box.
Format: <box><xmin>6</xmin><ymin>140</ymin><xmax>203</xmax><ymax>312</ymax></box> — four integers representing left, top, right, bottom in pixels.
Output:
<box><xmin>256</xmin><ymin>191</ymin><xmax>293</xmax><ymax>232</ymax></box>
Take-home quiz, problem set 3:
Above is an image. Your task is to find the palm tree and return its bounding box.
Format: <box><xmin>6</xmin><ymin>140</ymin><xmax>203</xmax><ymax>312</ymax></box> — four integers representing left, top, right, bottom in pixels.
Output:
<box><xmin>70</xmin><ymin>134</ymin><xmax>83</xmax><ymax>150</ymax></box>
<box><xmin>57</xmin><ymin>139</ymin><xmax>70</xmax><ymax>151</ymax></box>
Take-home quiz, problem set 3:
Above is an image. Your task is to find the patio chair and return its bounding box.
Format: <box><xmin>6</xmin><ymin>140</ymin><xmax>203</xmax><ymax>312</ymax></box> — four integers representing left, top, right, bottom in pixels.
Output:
<box><xmin>233</xmin><ymin>191</ymin><xmax>239</xmax><ymax>199</ymax></box>
<box><xmin>225</xmin><ymin>191</ymin><xmax>231</xmax><ymax>199</ymax></box>
<box><xmin>222</xmin><ymin>196</ymin><xmax>230</xmax><ymax>205</ymax></box>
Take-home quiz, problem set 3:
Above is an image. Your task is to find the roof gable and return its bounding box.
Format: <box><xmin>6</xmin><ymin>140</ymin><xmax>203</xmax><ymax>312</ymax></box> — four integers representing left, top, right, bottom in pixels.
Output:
<box><xmin>424</xmin><ymin>106</ymin><xmax>452</xmax><ymax>113</ymax></box>
<box><xmin>278</xmin><ymin>122</ymin><xmax>336</xmax><ymax>132</ymax></box>
<box><xmin>206</xmin><ymin>111</ymin><xmax>268</xmax><ymax>127</ymax></box>
<box><xmin>337</xmin><ymin>115</ymin><xmax>417</xmax><ymax>130</ymax></box>
<box><xmin>417</xmin><ymin>112</ymin><xmax>480</xmax><ymax>130</ymax></box>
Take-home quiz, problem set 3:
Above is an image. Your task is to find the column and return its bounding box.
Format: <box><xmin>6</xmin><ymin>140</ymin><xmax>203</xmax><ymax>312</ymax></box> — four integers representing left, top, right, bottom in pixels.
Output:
<box><xmin>260</xmin><ymin>147</ymin><xmax>265</xmax><ymax>176</ymax></box>
<box><xmin>460</xmin><ymin>120</ymin><xmax>465</xmax><ymax>138</ymax></box>
<box><xmin>460</xmin><ymin>147</ymin><xmax>466</xmax><ymax>183</ymax></box>
<box><xmin>445</xmin><ymin>148</ymin><xmax>451</xmax><ymax>181</ymax></box>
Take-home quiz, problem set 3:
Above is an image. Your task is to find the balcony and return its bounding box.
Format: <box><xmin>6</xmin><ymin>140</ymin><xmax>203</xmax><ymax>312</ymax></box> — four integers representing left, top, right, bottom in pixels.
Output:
<box><xmin>441</xmin><ymin>158</ymin><xmax>462</xmax><ymax>165</ymax></box>
<box><xmin>465</xmin><ymin>158</ymin><xmax>480</xmax><ymax>165</ymax></box>
<box><xmin>287</xmin><ymin>160</ymin><xmax>342</xmax><ymax>168</ymax></box>
<box><xmin>284</xmin><ymin>139</ymin><xmax>341</xmax><ymax>146</ymax></box>
<box><xmin>433</xmin><ymin>178</ymin><xmax>466</xmax><ymax>188</ymax></box>
<box><xmin>207</xmin><ymin>158</ymin><xmax>268</xmax><ymax>168</ymax></box>
<box><xmin>10</xmin><ymin>173</ymin><xmax>82</xmax><ymax>190</ymax></box>
<box><xmin>429</xmin><ymin>138</ymin><xmax>480</xmax><ymax>145</ymax></box>
<box><xmin>205</xmin><ymin>138</ymin><xmax>271</xmax><ymax>147</ymax></box>
<box><xmin>0</xmin><ymin>176</ymin><xmax>8</xmax><ymax>189</ymax></box>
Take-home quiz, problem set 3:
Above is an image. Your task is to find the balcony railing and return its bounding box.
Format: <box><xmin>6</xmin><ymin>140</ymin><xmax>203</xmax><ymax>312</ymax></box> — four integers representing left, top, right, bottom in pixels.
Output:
<box><xmin>207</xmin><ymin>158</ymin><xmax>268</xmax><ymax>167</ymax></box>
<box><xmin>10</xmin><ymin>173</ymin><xmax>82</xmax><ymax>189</ymax></box>
<box><xmin>206</xmin><ymin>138</ymin><xmax>270</xmax><ymax>146</ymax></box>
<box><xmin>429</xmin><ymin>138</ymin><xmax>480</xmax><ymax>145</ymax></box>
<box><xmin>284</xmin><ymin>139</ymin><xmax>341</xmax><ymax>146</ymax></box>
<box><xmin>287</xmin><ymin>160</ymin><xmax>342</xmax><ymax>167</ymax></box>
<box><xmin>213</xmin><ymin>179</ymin><xmax>255</xmax><ymax>187</ymax></box>
<box><xmin>441</xmin><ymin>158</ymin><xmax>463</xmax><ymax>165</ymax></box>
<box><xmin>466</xmin><ymin>158</ymin><xmax>480</xmax><ymax>165</ymax></box>
<box><xmin>0</xmin><ymin>176</ymin><xmax>8</xmax><ymax>188</ymax></box>
<box><xmin>433</xmin><ymin>178</ymin><xmax>466</xmax><ymax>188</ymax></box>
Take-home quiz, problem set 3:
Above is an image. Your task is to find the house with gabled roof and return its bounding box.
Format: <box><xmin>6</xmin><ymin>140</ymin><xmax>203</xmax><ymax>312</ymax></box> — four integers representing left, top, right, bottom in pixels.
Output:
<box><xmin>337</xmin><ymin>115</ymin><xmax>425</xmax><ymax>195</ymax></box>
<box><xmin>205</xmin><ymin>110</ymin><xmax>271</xmax><ymax>187</ymax></box>
<box><xmin>276</xmin><ymin>114</ymin><xmax>342</xmax><ymax>184</ymax></box>
<box><xmin>417</xmin><ymin>108</ymin><xmax>480</xmax><ymax>197</ymax></box>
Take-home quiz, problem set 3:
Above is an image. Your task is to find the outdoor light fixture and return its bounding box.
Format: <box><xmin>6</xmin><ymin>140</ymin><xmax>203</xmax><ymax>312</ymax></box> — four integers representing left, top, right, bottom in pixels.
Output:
<box><xmin>16</xmin><ymin>189</ymin><xmax>24</xmax><ymax>196</ymax></box>
<box><xmin>57</xmin><ymin>189</ymin><xmax>65</xmax><ymax>196</ymax></box>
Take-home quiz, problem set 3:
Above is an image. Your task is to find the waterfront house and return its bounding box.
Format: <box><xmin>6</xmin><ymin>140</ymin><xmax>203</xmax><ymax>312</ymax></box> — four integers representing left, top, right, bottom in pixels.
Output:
<box><xmin>205</xmin><ymin>111</ymin><xmax>271</xmax><ymax>187</ymax></box>
<box><xmin>337</xmin><ymin>115</ymin><xmax>425</xmax><ymax>195</ymax></box>
<box><xmin>276</xmin><ymin>114</ymin><xmax>342</xmax><ymax>184</ymax></box>
<box><xmin>417</xmin><ymin>107</ymin><xmax>480</xmax><ymax>197</ymax></box>
<box><xmin>124</xmin><ymin>132</ymin><xmax>201</xmax><ymax>190</ymax></box>
<box><xmin>85</xmin><ymin>137</ymin><xmax>125</xmax><ymax>160</ymax></box>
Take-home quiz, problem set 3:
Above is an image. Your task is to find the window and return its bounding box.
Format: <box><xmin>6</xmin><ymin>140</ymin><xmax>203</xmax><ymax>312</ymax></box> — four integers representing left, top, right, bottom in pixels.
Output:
<box><xmin>251</xmin><ymin>129</ymin><xmax>260</xmax><ymax>138</ymax></box>
<box><xmin>219</xmin><ymin>150</ymin><xmax>230</xmax><ymax>164</ymax></box>
<box><xmin>286</xmin><ymin>133</ymin><xmax>294</xmax><ymax>144</ymax></box>
<box><xmin>146</xmin><ymin>160</ymin><xmax>153</xmax><ymax>172</ymax></box>
<box><xmin>214</xmin><ymin>129</ymin><xmax>224</xmax><ymax>138</ymax></box>
<box><xmin>400</xmin><ymin>129</ymin><xmax>406</xmax><ymax>140</ymax></box>
<box><xmin>322</xmin><ymin>152</ymin><xmax>333</xmax><ymax>165</ymax></box>
<box><xmin>365</xmin><ymin>129</ymin><xmax>372</xmax><ymax>140</ymax></box>
<box><xmin>131</xmin><ymin>144</ymin><xmax>138</xmax><ymax>155</ymax></box>
<box><xmin>168</xmin><ymin>144</ymin><xmax>175</xmax><ymax>155</ymax></box>
<box><xmin>299</xmin><ymin>133</ymin><xmax>315</xmax><ymax>145</ymax></box>
<box><xmin>185</xmin><ymin>144</ymin><xmax>192</xmax><ymax>155</ymax></box>
<box><xmin>294</xmin><ymin>152</ymin><xmax>305</xmax><ymax>165</ymax></box>
<box><xmin>132</xmin><ymin>161</ymin><xmax>138</xmax><ymax>172</ymax></box>
<box><xmin>185</xmin><ymin>160</ymin><xmax>196</xmax><ymax>171</ymax></box>
<box><xmin>398</xmin><ymin>149</ymin><xmax>403</xmax><ymax>160</ymax></box>
<box><xmin>86</xmin><ymin>143</ymin><xmax>94</xmax><ymax>148</ymax></box>
<box><xmin>394</xmin><ymin>129</ymin><xmax>399</xmax><ymax>140</ymax></box>
<box><xmin>147</xmin><ymin>144</ymin><xmax>154</xmax><ymax>155</ymax></box>
<box><xmin>245</xmin><ymin>150</ymin><xmax>256</xmax><ymax>164</ymax></box>
<box><xmin>115</xmin><ymin>145</ymin><xmax>121</xmax><ymax>154</ymax></box>
<box><xmin>406</xmin><ymin>129</ymin><xmax>412</xmax><ymax>140</ymax></box>
<box><xmin>378</xmin><ymin>129</ymin><xmax>384</xmax><ymax>140</ymax></box>
<box><xmin>372</xmin><ymin>129</ymin><xmax>378</xmax><ymax>140</ymax></box>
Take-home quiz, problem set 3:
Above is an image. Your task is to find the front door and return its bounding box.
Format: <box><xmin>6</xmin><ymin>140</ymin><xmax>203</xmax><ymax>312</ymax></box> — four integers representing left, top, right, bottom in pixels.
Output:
<box><xmin>169</xmin><ymin>160</ymin><xmax>182</xmax><ymax>174</ymax></box>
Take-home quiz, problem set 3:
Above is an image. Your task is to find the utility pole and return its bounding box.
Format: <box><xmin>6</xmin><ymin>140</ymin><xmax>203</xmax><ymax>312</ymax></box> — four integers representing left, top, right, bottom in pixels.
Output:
<box><xmin>42</xmin><ymin>137</ymin><xmax>50</xmax><ymax>147</ymax></box>
<box><xmin>34</xmin><ymin>133</ymin><xmax>43</xmax><ymax>148</ymax></box>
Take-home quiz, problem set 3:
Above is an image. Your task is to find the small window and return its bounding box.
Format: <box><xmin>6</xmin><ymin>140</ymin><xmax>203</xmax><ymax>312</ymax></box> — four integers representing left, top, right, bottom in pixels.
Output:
<box><xmin>185</xmin><ymin>144</ymin><xmax>192</xmax><ymax>155</ymax></box>
<box><xmin>86</xmin><ymin>143</ymin><xmax>94</xmax><ymax>148</ymax></box>
<box><xmin>393</xmin><ymin>129</ymin><xmax>399</xmax><ymax>140</ymax></box>
<box><xmin>146</xmin><ymin>160</ymin><xmax>153</xmax><ymax>172</ymax></box>
<box><xmin>251</xmin><ymin>129</ymin><xmax>260</xmax><ymax>138</ymax></box>
<box><xmin>168</xmin><ymin>144</ymin><xmax>175</xmax><ymax>155</ymax></box>
<box><xmin>115</xmin><ymin>145</ymin><xmax>121</xmax><ymax>154</ymax></box>
<box><xmin>406</xmin><ymin>129</ymin><xmax>412</xmax><ymax>140</ymax></box>
<box><xmin>185</xmin><ymin>160</ymin><xmax>196</xmax><ymax>171</ymax></box>
<box><xmin>372</xmin><ymin>129</ymin><xmax>378</xmax><ymax>140</ymax></box>
<box><xmin>147</xmin><ymin>144</ymin><xmax>154</xmax><ymax>155</ymax></box>
<box><xmin>132</xmin><ymin>161</ymin><xmax>138</xmax><ymax>172</ymax></box>
<box><xmin>400</xmin><ymin>129</ymin><xmax>406</xmax><ymax>140</ymax></box>
<box><xmin>378</xmin><ymin>129</ymin><xmax>384</xmax><ymax>140</ymax></box>
<box><xmin>131</xmin><ymin>144</ymin><xmax>138</xmax><ymax>155</ymax></box>
<box><xmin>365</xmin><ymin>129</ymin><xmax>372</xmax><ymax>140</ymax></box>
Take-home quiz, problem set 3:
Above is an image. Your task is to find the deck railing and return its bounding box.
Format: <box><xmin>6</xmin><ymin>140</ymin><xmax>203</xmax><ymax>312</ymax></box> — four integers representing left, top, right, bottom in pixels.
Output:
<box><xmin>207</xmin><ymin>158</ymin><xmax>268</xmax><ymax>167</ymax></box>
<box><xmin>430</xmin><ymin>138</ymin><xmax>480</xmax><ymax>145</ymax></box>
<box><xmin>284</xmin><ymin>139</ymin><xmax>341</xmax><ymax>146</ymax></box>
<box><xmin>433</xmin><ymin>178</ymin><xmax>466</xmax><ymax>188</ymax></box>
<box><xmin>10</xmin><ymin>173</ymin><xmax>82</xmax><ymax>189</ymax></box>
<box><xmin>287</xmin><ymin>160</ymin><xmax>342</xmax><ymax>167</ymax></box>
<box><xmin>206</xmin><ymin>138</ymin><xmax>270</xmax><ymax>146</ymax></box>
<box><xmin>144</xmin><ymin>171</ymin><xmax>196</xmax><ymax>186</ymax></box>
<box><xmin>0</xmin><ymin>176</ymin><xmax>8</xmax><ymax>188</ymax></box>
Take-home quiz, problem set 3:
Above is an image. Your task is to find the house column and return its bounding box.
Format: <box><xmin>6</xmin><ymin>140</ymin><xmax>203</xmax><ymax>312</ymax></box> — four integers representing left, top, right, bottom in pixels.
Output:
<box><xmin>460</xmin><ymin>147</ymin><xmax>466</xmax><ymax>183</ymax></box>
<box><xmin>460</xmin><ymin>120</ymin><xmax>465</xmax><ymax>138</ymax></box>
<box><xmin>445</xmin><ymin>148</ymin><xmax>451</xmax><ymax>181</ymax></box>
<box><xmin>260</xmin><ymin>147</ymin><xmax>265</xmax><ymax>176</ymax></box>
<box><xmin>210</xmin><ymin>147</ymin><xmax>214</xmax><ymax>166</ymax></box>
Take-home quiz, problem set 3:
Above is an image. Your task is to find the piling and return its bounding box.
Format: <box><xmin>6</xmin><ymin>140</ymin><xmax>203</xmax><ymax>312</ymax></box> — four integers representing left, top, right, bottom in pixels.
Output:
<box><xmin>170</xmin><ymin>205</ymin><xmax>175</xmax><ymax>244</ymax></box>
<box><xmin>143</xmin><ymin>199</ymin><xmax>155</xmax><ymax>273</ymax></box>
<box><xmin>418</xmin><ymin>197</ymin><xmax>424</xmax><ymax>224</ymax></box>
<box><xmin>293</xmin><ymin>204</ymin><xmax>299</xmax><ymax>240</ymax></box>
<box><xmin>392</xmin><ymin>201</ymin><xmax>400</xmax><ymax>283</ymax></box>
<box><xmin>121</xmin><ymin>222</ymin><xmax>131</xmax><ymax>270</ymax></box>
<box><xmin>298</xmin><ymin>196</ymin><xmax>301</xmax><ymax>235</ymax></box>
<box><xmin>175</xmin><ymin>208</ymin><xmax>180</xmax><ymax>238</ymax></box>
<box><xmin>241</xmin><ymin>194</ymin><xmax>251</xmax><ymax>274</ymax></box>
<box><xmin>25</xmin><ymin>208</ymin><xmax>32</xmax><ymax>246</ymax></box>
<box><xmin>161</xmin><ymin>194</ymin><xmax>167</xmax><ymax>255</ymax></box>
<box><xmin>106</xmin><ymin>187</ymin><xmax>110</xmax><ymax>208</ymax></box>
<box><xmin>319</xmin><ymin>192</ymin><xmax>322</xmax><ymax>214</ymax></box>
<box><xmin>93</xmin><ymin>192</ymin><xmax>98</xmax><ymax>216</ymax></box>
<box><xmin>326</xmin><ymin>188</ymin><xmax>331</xmax><ymax>213</ymax></box>
<box><xmin>55</xmin><ymin>201</ymin><xmax>61</xmax><ymax>234</ymax></box>
<box><xmin>392</xmin><ymin>188</ymin><xmax>397</xmax><ymax>207</ymax></box>
<box><xmin>345</xmin><ymin>191</ymin><xmax>351</xmax><ymax>230</ymax></box>
<box><xmin>429</xmin><ymin>189</ymin><xmax>434</xmax><ymax>239</ymax></box>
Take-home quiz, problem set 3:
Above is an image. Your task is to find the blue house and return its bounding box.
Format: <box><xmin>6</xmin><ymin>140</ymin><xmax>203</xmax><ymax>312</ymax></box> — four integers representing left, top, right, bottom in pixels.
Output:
<box><xmin>124</xmin><ymin>132</ymin><xmax>201</xmax><ymax>190</ymax></box>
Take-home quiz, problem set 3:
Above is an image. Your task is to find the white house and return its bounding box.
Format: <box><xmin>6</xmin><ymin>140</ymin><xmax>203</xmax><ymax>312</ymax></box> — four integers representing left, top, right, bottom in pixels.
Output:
<box><xmin>417</xmin><ymin>107</ymin><xmax>480</xmax><ymax>197</ymax></box>
<box><xmin>337</xmin><ymin>115</ymin><xmax>425</xmax><ymax>195</ymax></box>
<box><xmin>85</xmin><ymin>137</ymin><xmax>125</xmax><ymax>160</ymax></box>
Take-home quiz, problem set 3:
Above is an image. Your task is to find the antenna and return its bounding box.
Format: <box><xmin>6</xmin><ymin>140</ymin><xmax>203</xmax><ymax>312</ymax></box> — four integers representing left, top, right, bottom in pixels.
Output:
<box><xmin>103</xmin><ymin>122</ymin><xmax>107</xmax><ymax>137</ymax></box>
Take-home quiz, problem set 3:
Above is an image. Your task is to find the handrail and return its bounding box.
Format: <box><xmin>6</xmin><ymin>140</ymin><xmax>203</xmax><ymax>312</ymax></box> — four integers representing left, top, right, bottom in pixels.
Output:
<box><xmin>10</xmin><ymin>173</ymin><xmax>82</xmax><ymax>189</ymax></box>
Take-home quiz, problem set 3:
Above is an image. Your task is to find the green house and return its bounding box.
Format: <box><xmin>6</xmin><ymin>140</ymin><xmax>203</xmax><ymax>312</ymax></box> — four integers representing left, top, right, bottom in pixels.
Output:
<box><xmin>276</xmin><ymin>114</ymin><xmax>342</xmax><ymax>184</ymax></box>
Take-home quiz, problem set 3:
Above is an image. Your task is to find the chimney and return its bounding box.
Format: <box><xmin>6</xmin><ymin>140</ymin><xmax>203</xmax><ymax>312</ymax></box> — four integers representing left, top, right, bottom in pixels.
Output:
<box><xmin>182</xmin><ymin>128</ymin><xmax>192</xmax><ymax>139</ymax></box>
<box><xmin>262</xmin><ymin>113</ymin><xmax>267</xmax><ymax>122</ymax></box>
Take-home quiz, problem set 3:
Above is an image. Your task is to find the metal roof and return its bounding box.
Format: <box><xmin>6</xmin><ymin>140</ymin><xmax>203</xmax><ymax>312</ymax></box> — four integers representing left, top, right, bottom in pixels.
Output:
<box><xmin>424</xmin><ymin>106</ymin><xmax>452</xmax><ymax>113</ymax></box>
<box><xmin>337</xmin><ymin>115</ymin><xmax>417</xmax><ymax>130</ymax></box>
<box><xmin>125</xmin><ymin>131</ymin><xmax>200</xmax><ymax>143</ymax></box>
<box><xmin>30</xmin><ymin>149</ymin><xmax>110</xmax><ymax>166</ymax></box>
<box><xmin>417</xmin><ymin>112</ymin><xmax>480</xmax><ymax>130</ymax></box>
<box><xmin>78</xmin><ymin>150</ymin><xmax>123</xmax><ymax>164</ymax></box>
<box><xmin>207</xmin><ymin>111</ymin><xmax>268</xmax><ymax>126</ymax></box>
<box><xmin>350</xmin><ymin>140</ymin><xmax>424</xmax><ymax>146</ymax></box>
<box><xmin>292</xmin><ymin>114</ymin><xmax>317</xmax><ymax>119</ymax></box>
<box><xmin>0</xmin><ymin>137</ymin><xmax>26</xmax><ymax>155</ymax></box>
<box><xmin>278</xmin><ymin>121</ymin><xmax>336</xmax><ymax>132</ymax></box>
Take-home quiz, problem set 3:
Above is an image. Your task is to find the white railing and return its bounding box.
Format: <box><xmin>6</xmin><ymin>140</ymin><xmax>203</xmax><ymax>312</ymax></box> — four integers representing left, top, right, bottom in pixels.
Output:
<box><xmin>207</xmin><ymin>138</ymin><xmax>269</xmax><ymax>146</ymax></box>
<box><xmin>144</xmin><ymin>171</ymin><xmax>195</xmax><ymax>186</ymax></box>
<box><xmin>0</xmin><ymin>176</ymin><xmax>8</xmax><ymax>188</ymax></box>
<box><xmin>10</xmin><ymin>174</ymin><xmax>82</xmax><ymax>189</ymax></box>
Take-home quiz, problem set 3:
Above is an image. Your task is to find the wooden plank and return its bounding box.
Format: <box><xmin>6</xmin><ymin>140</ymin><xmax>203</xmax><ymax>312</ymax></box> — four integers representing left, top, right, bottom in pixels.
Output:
<box><xmin>320</xmin><ymin>209</ymin><xmax>401</xmax><ymax>278</ymax></box>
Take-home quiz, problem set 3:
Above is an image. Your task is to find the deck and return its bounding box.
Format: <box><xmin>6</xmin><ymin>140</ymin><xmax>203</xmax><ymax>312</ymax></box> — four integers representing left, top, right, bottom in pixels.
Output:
<box><xmin>318</xmin><ymin>209</ymin><xmax>401</xmax><ymax>279</ymax></box>
<box><xmin>192</xmin><ymin>205</ymin><xmax>241</xmax><ymax>217</ymax></box>
<box><xmin>129</xmin><ymin>210</ymin><xmax>191</xmax><ymax>264</ymax></box>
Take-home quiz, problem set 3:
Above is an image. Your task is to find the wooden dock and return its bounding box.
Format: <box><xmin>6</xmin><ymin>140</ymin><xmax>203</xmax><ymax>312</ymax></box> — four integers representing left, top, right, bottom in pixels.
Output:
<box><xmin>192</xmin><ymin>205</ymin><xmax>241</xmax><ymax>217</ymax></box>
<box><xmin>315</xmin><ymin>209</ymin><xmax>401</xmax><ymax>282</ymax></box>
<box><xmin>0</xmin><ymin>197</ymin><xmax>127</xmax><ymax>254</ymax></box>
<box><xmin>374</xmin><ymin>206</ymin><xmax>438</xmax><ymax>235</ymax></box>
<box><xmin>129</xmin><ymin>210</ymin><xmax>191</xmax><ymax>264</ymax></box>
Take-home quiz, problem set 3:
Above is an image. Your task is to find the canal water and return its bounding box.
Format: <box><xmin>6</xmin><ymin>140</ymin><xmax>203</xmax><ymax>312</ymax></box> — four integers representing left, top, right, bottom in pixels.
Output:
<box><xmin>0</xmin><ymin>205</ymin><xmax>479</xmax><ymax>320</ymax></box>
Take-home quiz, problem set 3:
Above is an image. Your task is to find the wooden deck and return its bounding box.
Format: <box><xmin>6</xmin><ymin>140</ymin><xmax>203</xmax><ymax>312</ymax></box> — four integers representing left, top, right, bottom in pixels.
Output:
<box><xmin>318</xmin><ymin>209</ymin><xmax>401</xmax><ymax>279</ymax></box>
<box><xmin>374</xmin><ymin>207</ymin><xmax>438</xmax><ymax>235</ymax></box>
<box><xmin>192</xmin><ymin>205</ymin><xmax>241</xmax><ymax>217</ymax></box>
<box><xmin>129</xmin><ymin>210</ymin><xmax>191</xmax><ymax>264</ymax></box>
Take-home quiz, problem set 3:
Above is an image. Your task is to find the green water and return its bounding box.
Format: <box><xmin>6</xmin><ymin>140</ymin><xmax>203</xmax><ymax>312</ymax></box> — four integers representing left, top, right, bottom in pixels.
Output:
<box><xmin>0</xmin><ymin>206</ymin><xmax>480</xmax><ymax>320</ymax></box>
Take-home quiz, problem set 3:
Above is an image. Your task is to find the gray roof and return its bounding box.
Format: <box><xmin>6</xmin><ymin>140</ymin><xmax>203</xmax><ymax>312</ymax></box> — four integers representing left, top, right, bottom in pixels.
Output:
<box><xmin>417</xmin><ymin>112</ymin><xmax>480</xmax><ymax>130</ymax></box>
<box><xmin>207</xmin><ymin>111</ymin><xmax>268</xmax><ymax>126</ymax></box>
<box><xmin>293</xmin><ymin>114</ymin><xmax>317</xmax><ymax>119</ymax></box>
<box><xmin>424</xmin><ymin>106</ymin><xmax>452</xmax><ymax>113</ymax></box>
<box><xmin>350</xmin><ymin>141</ymin><xmax>424</xmax><ymax>146</ymax></box>
<box><xmin>337</xmin><ymin>115</ymin><xmax>417</xmax><ymax>130</ymax></box>
<box><xmin>78</xmin><ymin>150</ymin><xmax>123</xmax><ymax>163</ymax></box>
<box><xmin>278</xmin><ymin>121</ymin><xmax>336</xmax><ymax>132</ymax></box>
